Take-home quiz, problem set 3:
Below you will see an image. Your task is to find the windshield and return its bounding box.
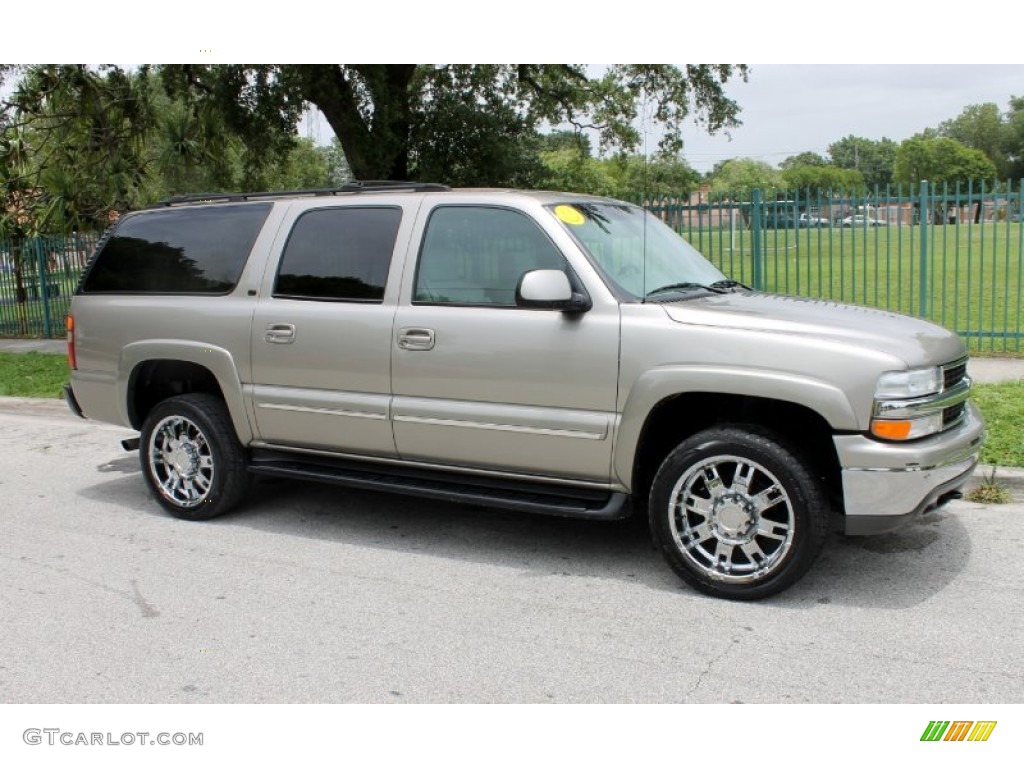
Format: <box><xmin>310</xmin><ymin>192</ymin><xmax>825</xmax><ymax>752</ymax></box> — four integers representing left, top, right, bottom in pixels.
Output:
<box><xmin>547</xmin><ymin>202</ymin><xmax>726</xmax><ymax>299</ymax></box>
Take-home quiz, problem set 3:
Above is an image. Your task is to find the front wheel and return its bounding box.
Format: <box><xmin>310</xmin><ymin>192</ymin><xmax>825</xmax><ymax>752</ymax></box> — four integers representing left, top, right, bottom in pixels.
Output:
<box><xmin>139</xmin><ymin>393</ymin><xmax>249</xmax><ymax>520</ymax></box>
<box><xmin>649</xmin><ymin>426</ymin><xmax>830</xmax><ymax>600</ymax></box>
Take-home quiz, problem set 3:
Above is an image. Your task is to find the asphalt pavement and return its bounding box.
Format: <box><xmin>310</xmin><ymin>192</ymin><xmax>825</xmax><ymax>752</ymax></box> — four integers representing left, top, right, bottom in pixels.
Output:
<box><xmin>0</xmin><ymin>396</ymin><xmax>1021</xmax><ymax>704</ymax></box>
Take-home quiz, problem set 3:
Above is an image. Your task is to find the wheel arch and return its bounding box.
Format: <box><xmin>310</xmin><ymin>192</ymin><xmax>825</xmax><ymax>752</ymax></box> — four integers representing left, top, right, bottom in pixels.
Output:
<box><xmin>624</xmin><ymin>388</ymin><xmax>845</xmax><ymax>515</ymax></box>
<box><xmin>119</xmin><ymin>341</ymin><xmax>253</xmax><ymax>444</ymax></box>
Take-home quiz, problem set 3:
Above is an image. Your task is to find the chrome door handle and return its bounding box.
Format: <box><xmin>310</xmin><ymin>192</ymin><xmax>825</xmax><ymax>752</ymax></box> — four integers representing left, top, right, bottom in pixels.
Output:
<box><xmin>264</xmin><ymin>323</ymin><xmax>296</xmax><ymax>344</ymax></box>
<box><xmin>397</xmin><ymin>327</ymin><xmax>435</xmax><ymax>350</ymax></box>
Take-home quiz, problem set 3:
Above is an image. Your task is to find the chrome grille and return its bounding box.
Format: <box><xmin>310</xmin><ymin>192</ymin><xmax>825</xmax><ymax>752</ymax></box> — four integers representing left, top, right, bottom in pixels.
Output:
<box><xmin>943</xmin><ymin>358</ymin><xmax>968</xmax><ymax>390</ymax></box>
<box><xmin>943</xmin><ymin>402</ymin><xmax>966</xmax><ymax>428</ymax></box>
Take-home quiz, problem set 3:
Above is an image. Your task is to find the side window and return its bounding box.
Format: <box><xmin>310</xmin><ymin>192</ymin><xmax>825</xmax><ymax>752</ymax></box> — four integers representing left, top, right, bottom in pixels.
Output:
<box><xmin>275</xmin><ymin>207</ymin><xmax>402</xmax><ymax>301</ymax></box>
<box><xmin>81</xmin><ymin>203</ymin><xmax>271</xmax><ymax>294</ymax></box>
<box><xmin>414</xmin><ymin>207</ymin><xmax>568</xmax><ymax>306</ymax></box>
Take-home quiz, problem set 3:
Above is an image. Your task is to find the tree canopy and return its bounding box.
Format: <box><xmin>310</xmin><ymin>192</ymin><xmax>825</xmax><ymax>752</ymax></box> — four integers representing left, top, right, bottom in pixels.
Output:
<box><xmin>938</xmin><ymin>102</ymin><xmax>1009</xmax><ymax>178</ymax></box>
<box><xmin>159</xmin><ymin>64</ymin><xmax>748</xmax><ymax>183</ymax></box>
<box><xmin>0</xmin><ymin>65</ymin><xmax>350</xmax><ymax>235</ymax></box>
<box><xmin>893</xmin><ymin>136</ymin><xmax>999</xmax><ymax>188</ymax></box>
<box><xmin>826</xmin><ymin>136</ymin><xmax>898</xmax><ymax>188</ymax></box>
<box><xmin>1006</xmin><ymin>96</ymin><xmax>1024</xmax><ymax>181</ymax></box>
<box><xmin>709</xmin><ymin>158</ymin><xmax>781</xmax><ymax>200</ymax></box>
<box><xmin>2</xmin><ymin>64</ymin><xmax>748</xmax><ymax>233</ymax></box>
<box><xmin>780</xmin><ymin>164</ymin><xmax>864</xmax><ymax>193</ymax></box>
<box><xmin>7</xmin><ymin>64</ymin><xmax>1023</xmax><ymax>239</ymax></box>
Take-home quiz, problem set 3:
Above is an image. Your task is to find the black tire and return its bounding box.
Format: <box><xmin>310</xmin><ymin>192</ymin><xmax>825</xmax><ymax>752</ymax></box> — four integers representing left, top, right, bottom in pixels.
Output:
<box><xmin>139</xmin><ymin>393</ymin><xmax>249</xmax><ymax>520</ymax></box>
<box><xmin>648</xmin><ymin>425</ymin><xmax>830</xmax><ymax>600</ymax></box>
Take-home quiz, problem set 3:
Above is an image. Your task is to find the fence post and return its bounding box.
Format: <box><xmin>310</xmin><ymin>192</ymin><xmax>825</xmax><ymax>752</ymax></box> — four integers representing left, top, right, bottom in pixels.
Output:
<box><xmin>918</xmin><ymin>180</ymin><xmax>929</xmax><ymax>318</ymax></box>
<box><xmin>751</xmin><ymin>188</ymin><xmax>763</xmax><ymax>290</ymax></box>
<box><xmin>33</xmin><ymin>236</ymin><xmax>52</xmax><ymax>338</ymax></box>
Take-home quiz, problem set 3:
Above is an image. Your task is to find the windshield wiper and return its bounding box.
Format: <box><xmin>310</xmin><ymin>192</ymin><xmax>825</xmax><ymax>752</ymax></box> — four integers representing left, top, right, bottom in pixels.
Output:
<box><xmin>645</xmin><ymin>282</ymin><xmax>725</xmax><ymax>298</ymax></box>
<box><xmin>710</xmin><ymin>279</ymin><xmax>752</xmax><ymax>292</ymax></box>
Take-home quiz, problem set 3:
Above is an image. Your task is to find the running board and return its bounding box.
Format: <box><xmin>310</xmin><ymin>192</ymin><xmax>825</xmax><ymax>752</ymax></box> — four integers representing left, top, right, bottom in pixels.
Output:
<box><xmin>247</xmin><ymin>452</ymin><xmax>630</xmax><ymax>521</ymax></box>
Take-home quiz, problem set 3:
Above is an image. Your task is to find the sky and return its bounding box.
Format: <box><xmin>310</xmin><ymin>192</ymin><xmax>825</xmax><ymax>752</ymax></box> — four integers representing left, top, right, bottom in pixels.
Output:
<box><xmin>672</xmin><ymin>64</ymin><xmax>1024</xmax><ymax>173</ymax></box>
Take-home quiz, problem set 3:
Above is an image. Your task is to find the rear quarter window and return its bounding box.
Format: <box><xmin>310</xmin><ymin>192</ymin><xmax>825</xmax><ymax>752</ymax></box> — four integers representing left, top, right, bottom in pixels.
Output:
<box><xmin>81</xmin><ymin>203</ymin><xmax>272</xmax><ymax>294</ymax></box>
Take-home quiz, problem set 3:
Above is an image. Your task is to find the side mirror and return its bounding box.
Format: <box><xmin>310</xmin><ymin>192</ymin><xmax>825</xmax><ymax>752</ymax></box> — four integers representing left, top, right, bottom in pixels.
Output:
<box><xmin>515</xmin><ymin>270</ymin><xmax>591</xmax><ymax>312</ymax></box>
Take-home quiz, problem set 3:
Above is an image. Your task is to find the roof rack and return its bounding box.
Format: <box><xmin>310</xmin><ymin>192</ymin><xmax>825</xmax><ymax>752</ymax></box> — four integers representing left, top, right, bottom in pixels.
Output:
<box><xmin>155</xmin><ymin>181</ymin><xmax>450</xmax><ymax>207</ymax></box>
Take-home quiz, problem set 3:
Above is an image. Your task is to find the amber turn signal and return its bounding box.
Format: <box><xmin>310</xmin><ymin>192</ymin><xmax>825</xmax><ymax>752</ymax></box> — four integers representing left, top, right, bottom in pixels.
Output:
<box><xmin>871</xmin><ymin>419</ymin><xmax>912</xmax><ymax>440</ymax></box>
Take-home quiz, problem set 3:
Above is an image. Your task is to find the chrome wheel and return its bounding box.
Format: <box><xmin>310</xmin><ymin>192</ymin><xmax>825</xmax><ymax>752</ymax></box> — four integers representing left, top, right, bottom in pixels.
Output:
<box><xmin>667</xmin><ymin>455</ymin><xmax>796</xmax><ymax>584</ymax></box>
<box><xmin>146</xmin><ymin>414</ymin><xmax>215</xmax><ymax>508</ymax></box>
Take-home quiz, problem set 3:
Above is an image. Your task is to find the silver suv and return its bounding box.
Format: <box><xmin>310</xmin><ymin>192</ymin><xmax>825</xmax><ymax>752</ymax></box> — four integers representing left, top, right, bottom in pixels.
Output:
<box><xmin>64</xmin><ymin>182</ymin><xmax>984</xmax><ymax>599</ymax></box>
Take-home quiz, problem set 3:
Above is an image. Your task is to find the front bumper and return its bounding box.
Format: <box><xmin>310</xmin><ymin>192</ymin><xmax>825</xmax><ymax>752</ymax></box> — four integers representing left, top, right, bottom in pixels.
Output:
<box><xmin>835</xmin><ymin>401</ymin><xmax>984</xmax><ymax>535</ymax></box>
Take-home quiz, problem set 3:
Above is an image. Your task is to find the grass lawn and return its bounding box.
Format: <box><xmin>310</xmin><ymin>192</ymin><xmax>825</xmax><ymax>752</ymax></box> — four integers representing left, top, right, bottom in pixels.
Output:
<box><xmin>969</xmin><ymin>381</ymin><xmax>1024</xmax><ymax>468</ymax></box>
<box><xmin>1</xmin><ymin>350</ymin><xmax>1021</xmax><ymax>468</ymax></box>
<box><xmin>0</xmin><ymin>352</ymin><xmax>70</xmax><ymax>398</ymax></box>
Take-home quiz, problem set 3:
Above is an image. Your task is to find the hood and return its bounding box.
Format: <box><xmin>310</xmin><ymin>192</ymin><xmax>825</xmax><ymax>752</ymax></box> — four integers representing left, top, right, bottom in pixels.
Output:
<box><xmin>660</xmin><ymin>292</ymin><xmax>966</xmax><ymax>367</ymax></box>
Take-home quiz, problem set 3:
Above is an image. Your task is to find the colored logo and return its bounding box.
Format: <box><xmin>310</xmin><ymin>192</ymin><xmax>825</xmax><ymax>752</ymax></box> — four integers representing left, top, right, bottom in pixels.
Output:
<box><xmin>921</xmin><ymin>721</ymin><xmax>997</xmax><ymax>742</ymax></box>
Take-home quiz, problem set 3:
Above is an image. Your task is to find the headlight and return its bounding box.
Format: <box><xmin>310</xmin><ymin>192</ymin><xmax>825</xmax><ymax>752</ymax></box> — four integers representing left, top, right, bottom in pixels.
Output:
<box><xmin>875</xmin><ymin>367</ymin><xmax>942</xmax><ymax>399</ymax></box>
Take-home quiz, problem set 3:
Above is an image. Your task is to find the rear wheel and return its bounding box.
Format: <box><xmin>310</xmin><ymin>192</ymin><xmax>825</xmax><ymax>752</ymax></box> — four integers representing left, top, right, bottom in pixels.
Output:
<box><xmin>140</xmin><ymin>394</ymin><xmax>249</xmax><ymax>520</ymax></box>
<box><xmin>649</xmin><ymin>425</ymin><xmax>830</xmax><ymax>600</ymax></box>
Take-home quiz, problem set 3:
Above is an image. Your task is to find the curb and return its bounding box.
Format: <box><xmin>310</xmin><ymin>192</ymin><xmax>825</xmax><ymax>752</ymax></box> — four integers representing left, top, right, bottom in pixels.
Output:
<box><xmin>967</xmin><ymin>464</ymin><xmax>1024</xmax><ymax>498</ymax></box>
<box><xmin>0</xmin><ymin>396</ymin><xmax>73</xmax><ymax>418</ymax></box>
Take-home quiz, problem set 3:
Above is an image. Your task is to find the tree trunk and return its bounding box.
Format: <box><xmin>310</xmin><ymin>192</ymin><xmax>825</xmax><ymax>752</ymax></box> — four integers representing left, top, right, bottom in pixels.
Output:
<box><xmin>299</xmin><ymin>65</ymin><xmax>417</xmax><ymax>181</ymax></box>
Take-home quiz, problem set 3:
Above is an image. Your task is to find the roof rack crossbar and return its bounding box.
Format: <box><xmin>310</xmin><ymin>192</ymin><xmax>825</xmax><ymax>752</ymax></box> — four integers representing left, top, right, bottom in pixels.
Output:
<box><xmin>156</xmin><ymin>182</ymin><xmax>450</xmax><ymax>207</ymax></box>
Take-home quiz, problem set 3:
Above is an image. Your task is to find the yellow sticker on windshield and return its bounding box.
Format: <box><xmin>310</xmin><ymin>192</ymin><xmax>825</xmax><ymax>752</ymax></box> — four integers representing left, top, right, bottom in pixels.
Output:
<box><xmin>554</xmin><ymin>205</ymin><xmax>585</xmax><ymax>226</ymax></box>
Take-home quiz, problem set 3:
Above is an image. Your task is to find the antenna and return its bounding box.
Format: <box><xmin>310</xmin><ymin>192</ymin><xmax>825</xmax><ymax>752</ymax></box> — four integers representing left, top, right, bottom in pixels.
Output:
<box><xmin>641</xmin><ymin>91</ymin><xmax>650</xmax><ymax>299</ymax></box>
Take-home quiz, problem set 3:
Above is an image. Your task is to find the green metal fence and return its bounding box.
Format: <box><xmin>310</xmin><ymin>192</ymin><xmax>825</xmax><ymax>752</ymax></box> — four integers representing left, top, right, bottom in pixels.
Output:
<box><xmin>644</xmin><ymin>180</ymin><xmax>1024</xmax><ymax>352</ymax></box>
<box><xmin>0</xmin><ymin>232</ymin><xmax>100</xmax><ymax>339</ymax></box>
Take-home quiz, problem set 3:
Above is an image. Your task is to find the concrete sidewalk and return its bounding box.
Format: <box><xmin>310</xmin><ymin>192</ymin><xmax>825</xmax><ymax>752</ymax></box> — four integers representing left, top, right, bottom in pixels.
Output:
<box><xmin>0</xmin><ymin>339</ymin><xmax>66</xmax><ymax>355</ymax></box>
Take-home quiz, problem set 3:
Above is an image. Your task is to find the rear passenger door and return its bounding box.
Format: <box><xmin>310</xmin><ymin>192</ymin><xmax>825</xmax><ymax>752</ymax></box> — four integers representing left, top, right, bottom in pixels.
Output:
<box><xmin>249</xmin><ymin>203</ymin><xmax>411</xmax><ymax>456</ymax></box>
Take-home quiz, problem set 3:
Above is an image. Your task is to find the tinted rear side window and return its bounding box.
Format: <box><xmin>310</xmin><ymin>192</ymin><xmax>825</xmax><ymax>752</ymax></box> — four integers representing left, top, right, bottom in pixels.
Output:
<box><xmin>274</xmin><ymin>207</ymin><xmax>401</xmax><ymax>302</ymax></box>
<box><xmin>81</xmin><ymin>204</ymin><xmax>271</xmax><ymax>294</ymax></box>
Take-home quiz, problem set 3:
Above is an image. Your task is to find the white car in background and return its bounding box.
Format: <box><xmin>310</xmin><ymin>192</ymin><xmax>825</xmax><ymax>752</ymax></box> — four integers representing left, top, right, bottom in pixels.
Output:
<box><xmin>841</xmin><ymin>214</ymin><xmax>885</xmax><ymax>227</ymax></box>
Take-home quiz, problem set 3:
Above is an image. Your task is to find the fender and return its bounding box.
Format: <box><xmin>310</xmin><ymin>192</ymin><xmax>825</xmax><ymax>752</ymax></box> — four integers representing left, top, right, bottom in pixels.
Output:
<box><xmin>118</xmin><ymin>340</ymin><xmax>254</xmax><ymax>444</ymax></box>
<box><xmin>613</xmin><ymin>365</ymin><xmax>858</xmax><ymax>487</ymax></box>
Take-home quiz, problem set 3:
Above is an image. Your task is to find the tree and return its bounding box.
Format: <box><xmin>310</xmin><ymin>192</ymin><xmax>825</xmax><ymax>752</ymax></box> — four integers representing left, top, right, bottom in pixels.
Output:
<box><xmin>709</xmin><ymin>158</ymin><xmax>781</xmax><ymax>200</ymax></box>
<box><xmin>1</xmin><ymin>65</ymin><xmax>155</xmax><ymax>235</ymax></box>
<box><xmin>538</xmin><ymin>147</ymin><xmax>615</xmax><ymax>197</ymax></box>
<box><xmin>2</xmin><ymin>65</ymin><xmax>347</xmax><ymax>232</ymax></box>
<box><xmin>893</xmin><ymin>136</ymin><xmax>999</xmax><ymax>189</ymax></box>
<box><xmin>608</xmin><ymin>154</ymin><xmax>701</xmax><ymax>200</ymax></box>
<box><xmin>316</xmin><ymin>138</ymin><xmax>355</xmax><ymax>188</ymax></box>
<box><xmin>159</xmin><ymin>65</ymin><xmax>748</xmax><ymax>183</ymax></box>
<box><xmin>938</xmin><ymin>103</ymin><xmax>1009</xmax><ymax>178</ymax></box>
<box><xmin>537</xmin><ymin>144</ymin><xmax>700</xmax><ymax>199</ymax></box>
<box><xmin>538</xmin><ymin>129</ymin><xmax>594</xmax><ymax>155</ymax></box>
<box><xmin>827</xmin><ymin>135</ymin><xmax>898</xmax><ymax>188</ymax></box>
<box><xmin>1003</xmin><ymin>96</ymin><xmax>1024</xmax><ymax>182</ymax></box>
<box><xmin>779</xmin><ymin>151</ymin><xmax>828</xmax><ymax>170</ymax></box>
<box><xmin>780</xmin><ymin>164</ymin><xmax>864</xmax><ymax>193</ymax></box>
